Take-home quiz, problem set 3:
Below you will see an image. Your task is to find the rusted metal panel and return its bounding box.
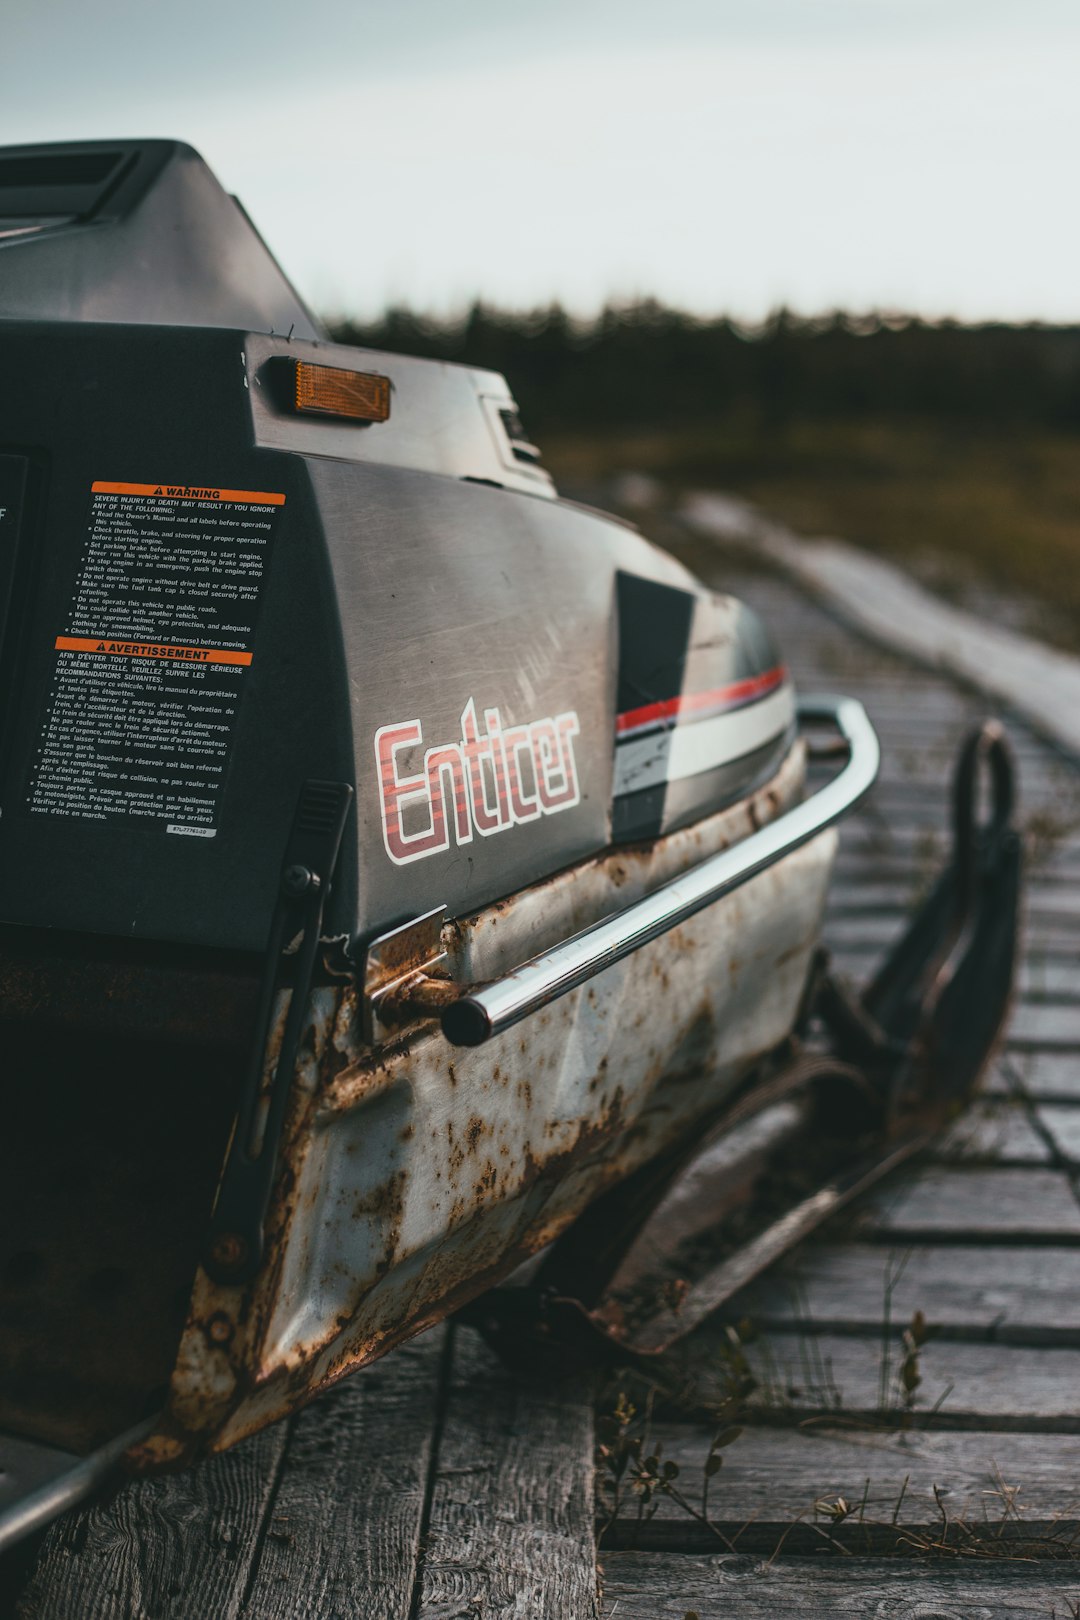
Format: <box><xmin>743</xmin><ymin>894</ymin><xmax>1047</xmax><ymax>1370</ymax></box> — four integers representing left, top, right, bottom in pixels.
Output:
<box><xmin>128</xmin><ymin>743</ymin><xmax>835</xmax><ymax>1466</ymax></box>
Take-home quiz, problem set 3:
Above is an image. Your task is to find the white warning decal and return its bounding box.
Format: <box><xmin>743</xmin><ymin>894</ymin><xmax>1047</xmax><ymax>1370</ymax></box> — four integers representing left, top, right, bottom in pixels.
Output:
<box><xmin>26</xmin><ymin>480</ymin><xmax>284</xmax><ymax>834</ymax></box>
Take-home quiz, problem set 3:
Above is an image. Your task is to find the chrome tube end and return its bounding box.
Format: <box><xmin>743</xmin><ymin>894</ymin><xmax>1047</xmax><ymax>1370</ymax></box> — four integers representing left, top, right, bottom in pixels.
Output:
<box><xmin>442</xmin><ymin>996</ymin><xmax>493</xmax><ymax>1048</ymax></box>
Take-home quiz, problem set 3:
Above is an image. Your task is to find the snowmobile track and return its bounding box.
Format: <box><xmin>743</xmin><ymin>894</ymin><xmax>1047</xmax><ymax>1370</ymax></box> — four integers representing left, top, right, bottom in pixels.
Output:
<box><xmin>7</xmin><ymin>557</ymin><xmax>1080</xmax><ymax>1619</ymax></box>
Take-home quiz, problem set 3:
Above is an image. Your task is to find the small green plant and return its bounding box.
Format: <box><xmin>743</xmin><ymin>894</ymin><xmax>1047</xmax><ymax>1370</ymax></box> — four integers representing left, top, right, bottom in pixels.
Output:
<box><xmin>896</xmin><ymin>1307</ymin><xmax>927</xmax><ymax>1421</ymax></box>
<box><xmin>873</xmin><ymin>1250</ymin><xmax>949</xmax><ymax>1425</ymax></box>
<box><xmin>700</xmin><ymin>1422</ymin><xmax>743</xmax><ymax>1522</ymax></box>
<box><xmin>595</xmin><ymin>1384</ymin><xmax>745</xmax><ymax>1550</ymax></box>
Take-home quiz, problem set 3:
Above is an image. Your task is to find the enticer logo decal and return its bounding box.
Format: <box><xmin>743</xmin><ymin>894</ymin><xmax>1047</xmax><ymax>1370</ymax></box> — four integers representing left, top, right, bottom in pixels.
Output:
<box><xmin>376</xmin><ymin>699</ymin><xmax>581</xmax><ymax>865</ymax></box>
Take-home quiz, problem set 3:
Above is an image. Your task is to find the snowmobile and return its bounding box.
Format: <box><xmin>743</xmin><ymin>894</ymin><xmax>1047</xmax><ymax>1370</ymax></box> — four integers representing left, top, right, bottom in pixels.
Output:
<box><xmin>0</xmin><ymin>140</ymin><xmax>1020</xmax><ymax>1548</ymax></box>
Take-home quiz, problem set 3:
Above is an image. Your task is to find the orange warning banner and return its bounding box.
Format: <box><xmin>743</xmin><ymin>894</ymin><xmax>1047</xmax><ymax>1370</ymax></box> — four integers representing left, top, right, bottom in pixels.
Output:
<box><xmin>91</xmin><ymin>481</ymin><xmax>285</xmax><ymax>506</ymax></box>
<box><xmin>55</xmin><ymin>636</ymin><xmax>254</xmax><ymax>667</ymax></box>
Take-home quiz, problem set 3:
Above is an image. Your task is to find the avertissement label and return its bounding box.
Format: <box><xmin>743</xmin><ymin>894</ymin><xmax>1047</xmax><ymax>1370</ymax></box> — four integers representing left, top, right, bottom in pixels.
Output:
<box><xmin>26</xmin><ymin>481</ymin><xmax>285</xmax><ymax>836</ymax></box>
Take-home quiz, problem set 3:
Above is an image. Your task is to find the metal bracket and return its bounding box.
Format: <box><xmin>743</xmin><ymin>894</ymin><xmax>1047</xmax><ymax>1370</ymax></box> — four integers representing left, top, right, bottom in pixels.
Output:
<box><xmin>362</xmin><ymin>905</ymin><xmax>449</xmax><ymax>1043</ymax></box>
<box><xmin>203</xmin><ymin>779</ymin><xmax>353</xmax><ymax>1285</ymax></box>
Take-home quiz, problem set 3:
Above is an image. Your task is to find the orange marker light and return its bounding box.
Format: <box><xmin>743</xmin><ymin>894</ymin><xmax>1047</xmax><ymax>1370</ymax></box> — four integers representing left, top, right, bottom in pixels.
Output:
<box><xmin>292</xmin><ymin>361</ymin><xmax>391</xmax><ymax>423</ymax></box>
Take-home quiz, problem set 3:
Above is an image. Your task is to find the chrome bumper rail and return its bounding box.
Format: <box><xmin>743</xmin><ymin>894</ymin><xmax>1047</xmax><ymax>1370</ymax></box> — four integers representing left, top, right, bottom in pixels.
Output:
<box><xmin>441</xmin><ymin>695</ymin><xmax>880</xmax><ymax>1048</ymax></box>
<box><xmin>0</xmin><ymin>1419</ymin><xmax>153</xmax><ymax>1555</ymax></box>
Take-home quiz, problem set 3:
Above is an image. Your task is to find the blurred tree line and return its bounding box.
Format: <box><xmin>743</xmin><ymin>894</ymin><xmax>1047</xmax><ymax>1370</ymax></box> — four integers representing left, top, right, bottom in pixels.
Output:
<box><xmin>329</xmin><ymin>303</ymin><xmax>1080</xmax><ymax>436</ymax></box>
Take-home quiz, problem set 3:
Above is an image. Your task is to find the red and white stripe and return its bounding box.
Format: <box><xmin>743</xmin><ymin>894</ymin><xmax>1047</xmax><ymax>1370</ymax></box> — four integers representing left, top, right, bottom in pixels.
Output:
<box><xmin>616</xmin><ymin>664</ymin><xmax>788</xmax><ymax>740</ymax></box>
<box><xmin>613</xmin><ymin>665</ymin><xmax>793</xmax><ymax>798</ymax></box>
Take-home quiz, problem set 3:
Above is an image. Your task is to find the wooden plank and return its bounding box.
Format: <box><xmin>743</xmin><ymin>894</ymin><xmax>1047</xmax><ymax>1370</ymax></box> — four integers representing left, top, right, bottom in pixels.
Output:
<box><xmin>830</xmin><ymin>857</ymin><xmax>943</xmax><ymax>886</ymax></box>
<box><xmin>723</xmin><ymin>1243</ymin><xmax>1080</xmax><ymax>1344</ymax></box>
<box><xmin>836</xmin><ymin>823</ymin><xmax>1080</xmax><ymax>862</ymax></box>
<box><xmin>600</xmin><ymin>1424</ymin><xmax>1080</xmax><ymax>1554</ymax></box>
<box><xmin>825</xmin><ymin>885</ymin><xmax>932</xmax><ymax>915</ymax></box>
<box><xmin>851</xmin><ymin>780</ymin><xmax>1068</xmax><ymax>812</ymax></box>
<box><xmin>839</xmin><ymin>806</ymin><xmax>1071</xmax><ymax>848</ymax></box>
<box><xmin>839</xmin><ymin>802</ymin><xmax>966</xmax><ymax>833</ymax></box>
<box><xmin>600</xmin><ymin>1552</ymin><xmax>1080</xmax><ymax>1616</ymax></box>
<box><xmin>852</xmin><ymin>1166</ymin><xmax>1080</xmax><ymax>1244</ymax></box>
<box><xmin>1004</xmin><ymin>1031</ymin><xmax>1080</xmax><ymax>1056</ymax></box>
<box><xmin>822</xmin><ymin>915</ymin><xmax>908</xmax><ymax>952</ymax></box>
<box><xmin>826</xmin><ymin>955</ymin><xmax>1080</xmax><ymax>1001</ymax></box>
<box><xmin>1020</xmin><ymin>959</ymin><xmax>1080</xmax><ymax>1000</ymax></box>
<box><xmin>238</xmin><ymin>1328</ymin><xmax>446</xmax><ymax>1620</ymax></box>
<box><xmin>984</xmin><ymin>1051</ymin><xmax>1080</xmax><ymax>1102</ymax></box>
<box><xmin>15</xmin><ymin>1421</ymin><xmax>290</xmax><ymax>1620</ymax></box>
<box><xmin>859</xmin><ymin>766</ymin><xmax>1075</xmax><ymax>803</ymax></box>
<box><xmin>831</xmin><ymin>862</ymin><xmax>1080</xmax><ymax>900</ymax></box>
<box><xmin>853</xmin><ymin>737</ymin><xmax>1053</xmax><ymax>764</ymax></box>
<box><xmin>837</xmin><ymin>833</ymin><xmax>1080</xmax><ymax>871</ymax></box>
<box><xmin>853</xmin><ymin>722</ymin><xmax>1052</xmax><ymax>748</ymax></box>
<box><xmin>997</xmin><ymin>1051</ymin><xmax>1080</xmax><ymax>1102</ymax></box>
<box><xmin>984</xmin><ymin>1006</ymin><xmax>1080</xmax><ymax>1046</ymax></box>
<box><xmin>826</xmin><ymin>915</ymin><xmax>1080</xmax><ymax>954</ymax></box>
<box><xmin>414</xmin><ymin>1325</ymin><xmax>599</xmax><ymax>1620</ymax></box>
<box><xmin>825</xmin><ymin>886</ymin><xmax>1080</xmax><ymax>927</ymax></box>
<box><xmin>1035</xmin><ymin>1105</ymin><xmax>1080</xmax><ymax>1168</ymax></box>
<box><xmin>932</xmin><ymin>1099</ymin><xmax>1050</xmax><ymax>1166</ymax></box>
<box><xmin>678</xmin><ymin>1330</ymin><xmax>1080</xmax><ymax>1430</ymax></box>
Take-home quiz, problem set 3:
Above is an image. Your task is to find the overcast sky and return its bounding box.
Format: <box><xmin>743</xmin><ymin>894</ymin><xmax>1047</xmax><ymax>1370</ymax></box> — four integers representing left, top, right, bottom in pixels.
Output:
<box><xmin>4</xmin><ymin>0</ymin><xmax>1079</xmax><ymax>321</ymax></box>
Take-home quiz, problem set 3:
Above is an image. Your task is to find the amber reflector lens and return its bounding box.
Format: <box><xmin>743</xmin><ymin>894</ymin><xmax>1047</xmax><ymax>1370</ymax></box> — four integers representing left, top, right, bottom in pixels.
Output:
<box><xmin>293</xmin><ymin>362</ymin><xmax>390</xmax><ymax>423</ymax></box>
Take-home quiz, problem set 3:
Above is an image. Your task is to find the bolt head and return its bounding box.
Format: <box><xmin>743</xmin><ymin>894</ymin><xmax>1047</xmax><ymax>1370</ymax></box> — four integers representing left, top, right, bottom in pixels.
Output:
<box><xmin>206</xmin><ymin>1311</ymin><xmax>235</xmax><ymax>1346</ymax></box>
<box><xmin>282</xmin><ymin>864</ymin><xmax>314</xmax><ymax>897</ymax></box>
<box><xmin>209</xmin><ymin>1232</ymin><xmax>248</xmax><ymax>1273</ymax></box>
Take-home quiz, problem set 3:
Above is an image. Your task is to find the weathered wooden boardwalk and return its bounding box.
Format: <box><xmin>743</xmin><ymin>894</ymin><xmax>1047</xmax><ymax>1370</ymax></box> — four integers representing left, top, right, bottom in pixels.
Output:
<box><xmin>7</xmin><ymin>537</ymin><xmax>1080</xmax><ymax>1617</ymax></box>
<box><xmin>600</xmin><ymin>554</ymin><xmax>1080</xmax><ymax>1616</ymax></box>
